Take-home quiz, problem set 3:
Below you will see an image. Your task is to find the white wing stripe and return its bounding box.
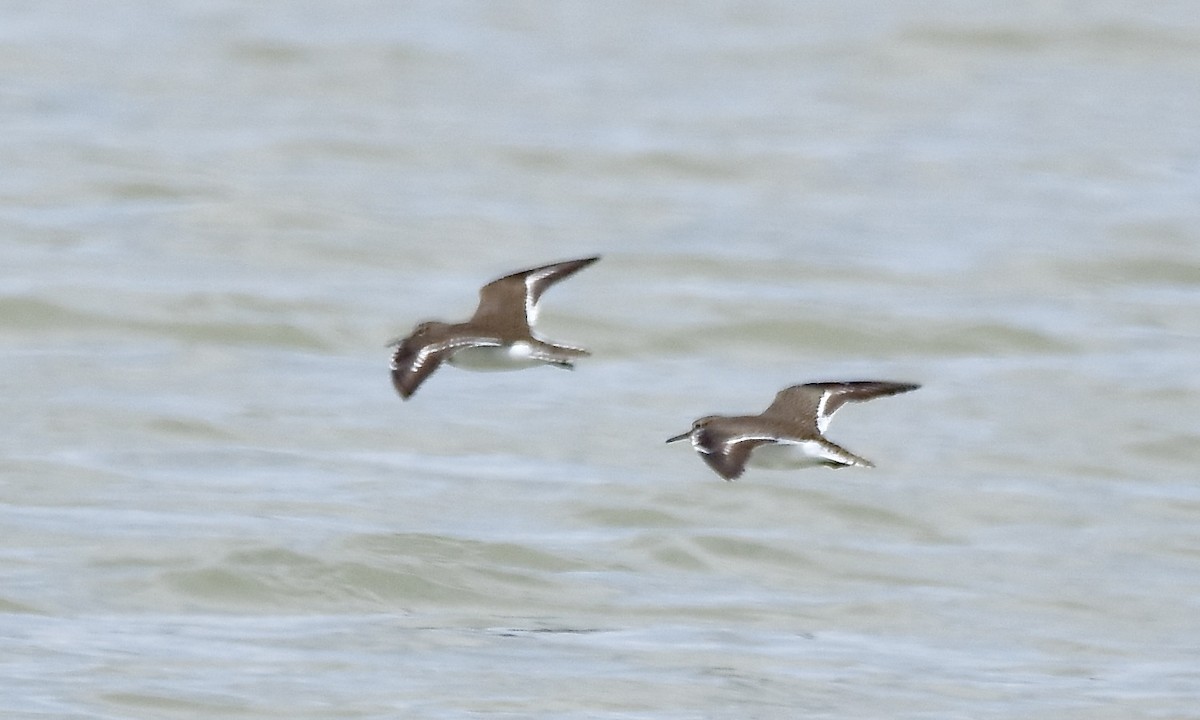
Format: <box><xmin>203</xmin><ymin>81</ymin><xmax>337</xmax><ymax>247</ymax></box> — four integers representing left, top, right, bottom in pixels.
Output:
<box><xmin>524</xmin><ymin>272</ymin><xmax>549</xmax><ymax>325</ymax></box>
<box><xmin>816</xmin><ymin>391</ymin><xmax>833</xmax><ymax>433</ymax></box>
<box><xmin>398</xmin><ymin>338</ymin><xmax>502</xmax><ymax>371</ymax></box>
<box><xmin>696</xmin><ymin>433</ymin><xmax>778</xmax><ymax>454</ymax></box>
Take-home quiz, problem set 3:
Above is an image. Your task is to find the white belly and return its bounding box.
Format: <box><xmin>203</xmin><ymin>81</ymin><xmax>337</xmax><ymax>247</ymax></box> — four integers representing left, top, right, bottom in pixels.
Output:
<box><xmin>746</xmin><ymin>440</ymin><xmax>830</xmax><ymax>469</ymax></box>
<box><xmin>447</xmin><ymin>343</ymin><xmax>542</xmax><ymax>371</ymax></box>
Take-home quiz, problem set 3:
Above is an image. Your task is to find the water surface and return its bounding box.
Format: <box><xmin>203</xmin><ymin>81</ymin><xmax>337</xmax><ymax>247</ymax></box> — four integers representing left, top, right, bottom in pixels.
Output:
<box><xmin>3</xmin><ymin>1</ymin><xmax>1199</xmax><ymax>717</ymax></box>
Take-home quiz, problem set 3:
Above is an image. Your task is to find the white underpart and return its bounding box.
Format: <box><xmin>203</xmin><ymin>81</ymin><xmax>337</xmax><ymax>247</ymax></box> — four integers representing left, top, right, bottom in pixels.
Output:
<box><xmin>747</xmin><ymin>439</ymin><xmax>852</xmax><ymax>469</ymax></box>
<box><xmin>447</xmin><ymin>341</ymin><xmax>542</xmax><ymax>371</ymax></box>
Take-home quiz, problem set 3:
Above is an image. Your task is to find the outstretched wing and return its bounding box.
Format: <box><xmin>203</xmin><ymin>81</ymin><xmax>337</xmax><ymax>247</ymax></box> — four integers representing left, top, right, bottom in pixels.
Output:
<box><xmin>471</xmin><ymin>256</ymin><xmax>600</xmax><ymax>330</ymax></box>
<box><xmin>761</xmin><ymin>385</ymin><xmax>824</xmax><ymax>432</ymax></box>
<box><xmin>693</xmin><ymin>424</ymin><xmax>774</xmax><ymax>481</ymax></box>
<box><xmin>389</xmin><ymin>333</ymin><xmax>501</xmax><ymax>400</ymax></box>
<box><xmin>767</xmin><ymin>381</ymin><xmax>919</xmax><ymax>433</ymax></box>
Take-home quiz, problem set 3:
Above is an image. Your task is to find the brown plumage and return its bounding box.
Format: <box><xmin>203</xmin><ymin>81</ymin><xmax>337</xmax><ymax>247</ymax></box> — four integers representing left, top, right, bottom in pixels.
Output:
<box><xmin>667</xmin><ymin>381</ymin><xmax>920</xmax><ymax>480</ymax></box>
<box><xmin>389</xmin><ymin>257</ymin><xmax>599</xmax><ymax>400</ymax></box>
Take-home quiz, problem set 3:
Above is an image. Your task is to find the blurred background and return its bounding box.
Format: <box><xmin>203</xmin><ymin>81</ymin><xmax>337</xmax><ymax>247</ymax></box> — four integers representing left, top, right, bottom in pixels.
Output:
<box><xmin>2</xmin><ymin>1</ymin><xmax>1198</xmax><ymax>717</ymax></box>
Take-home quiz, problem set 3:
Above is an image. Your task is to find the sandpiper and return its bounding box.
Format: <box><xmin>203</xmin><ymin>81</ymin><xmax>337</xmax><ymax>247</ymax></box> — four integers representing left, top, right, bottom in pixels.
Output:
<box><xmin>666</xmin><ymin>381</ymin><xmax>919</xmax><ymax>480</ymax></box>
<box><xmin>389</xmin><ymin>256</ymin><xmax>600</xmax><ymax>400</ymax></box>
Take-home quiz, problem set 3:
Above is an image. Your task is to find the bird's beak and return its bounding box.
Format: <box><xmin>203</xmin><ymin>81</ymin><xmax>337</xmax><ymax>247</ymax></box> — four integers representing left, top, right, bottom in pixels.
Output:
<box><xmin>664</xmin><ymin>431</ymin><xmax>690</xmax><ymax>444</ymax></box>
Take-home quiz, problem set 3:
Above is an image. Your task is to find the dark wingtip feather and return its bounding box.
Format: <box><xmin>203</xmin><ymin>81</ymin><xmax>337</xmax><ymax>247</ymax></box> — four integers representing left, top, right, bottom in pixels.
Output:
<box><xmin>391</xmin><ymin>368</ymin><xmax>416</xmax><ymax>400</ymax></box>
<box><xmin>388</xmin><ymin>340</ymin><xmax>426</xmax><ymax>400</ymax></box>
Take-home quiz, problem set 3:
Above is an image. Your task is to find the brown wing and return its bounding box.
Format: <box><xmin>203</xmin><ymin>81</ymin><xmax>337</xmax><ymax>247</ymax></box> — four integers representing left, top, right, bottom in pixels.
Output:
<box><xmin>766</xmin><ymin>381</ymin><xmax>919</xmax><ymax>430</ymax></box>
<box><xmin>701</xmin><ymin>438</ymin><xmax>771</xmax><ymax>480</ymax></box>
<box><xmin>809</xmin><ymin>381</ymin><xmax>920</xmax><ymax>420</ymax></box>
<box><xmin>390</xmin><ymin>341</ymin><xmax>446</xmax><ymax>400</ymax></box>
<box><xmin>389</xmin><ymin>326</ymin><xmax>501</xmax><ymax>400</ymax></box>
<box><xmin>471</xmin><ymin>256</ymin><xmax>599</xmax><ymax>330</ymax></box>
<box><xmin>761</xmin><ymin>385</ymin><xmax>824</xmax><ymax>431</ymax></box>
<box><xmin>693</xmin><ymin>423</ymin><xmax>774</xmax><ymax>481</ymax></box>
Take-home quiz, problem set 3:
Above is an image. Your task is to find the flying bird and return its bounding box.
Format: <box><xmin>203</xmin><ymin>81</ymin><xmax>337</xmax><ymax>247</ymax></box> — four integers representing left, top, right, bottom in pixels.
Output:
<box><xmin>666</xmin><ymin>381</ymin><xmax>920</xmax><ymax>480</ymax></box>
<box><xmin>389</xmin><ymin>256</ymin><xmax>599</xmax><ymax>399</ymax></box>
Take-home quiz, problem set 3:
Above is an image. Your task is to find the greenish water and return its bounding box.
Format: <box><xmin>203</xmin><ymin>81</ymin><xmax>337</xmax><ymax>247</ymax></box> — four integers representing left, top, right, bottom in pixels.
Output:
<box><xmin>2</xmin><ymin>1</ymin><xmax>1199</xmax><ymax>718</ymax></box>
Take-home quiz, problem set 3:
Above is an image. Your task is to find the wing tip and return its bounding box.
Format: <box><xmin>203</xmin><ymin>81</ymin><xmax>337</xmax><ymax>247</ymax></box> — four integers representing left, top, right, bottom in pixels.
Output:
<box><xmin>391</xmin><ymin>370</ymin><xmax>417</xmax><ymax>400</ymax></box>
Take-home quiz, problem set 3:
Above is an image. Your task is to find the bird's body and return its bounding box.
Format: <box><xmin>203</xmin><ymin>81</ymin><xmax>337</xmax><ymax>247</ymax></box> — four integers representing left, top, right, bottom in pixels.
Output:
<box><xmin>666</xmin><ymin>381</ymin><xmax>920</xmax><ymax>480</ymax></box>
<box><xmin>444</xmin><ymin>341</ymin><xmax>546</xmax><ymax>371</ymax></box>
<box><xmin>389</xmin><ymin>256</ymin><xmax>598</xmax><ymax>399</ymax></box>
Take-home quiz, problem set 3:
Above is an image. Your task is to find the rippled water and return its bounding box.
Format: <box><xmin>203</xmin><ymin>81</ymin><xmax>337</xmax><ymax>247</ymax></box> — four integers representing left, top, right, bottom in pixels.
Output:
<box><xmin>3</xmin><ymin>2</ymin><xmax>1200</xmax><ymax>717</ymax></box>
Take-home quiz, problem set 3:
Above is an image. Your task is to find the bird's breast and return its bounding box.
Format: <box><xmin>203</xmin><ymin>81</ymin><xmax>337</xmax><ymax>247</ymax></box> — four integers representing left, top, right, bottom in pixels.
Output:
<box><xmin>446</xmin><ymin>342</ymin><xmax>542</xmax><ymax>371</ymax></box>
<box><xmin>746</xmin><ymin>440</ymin><xmax>831</xmax><ymax>469</ymax></box>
